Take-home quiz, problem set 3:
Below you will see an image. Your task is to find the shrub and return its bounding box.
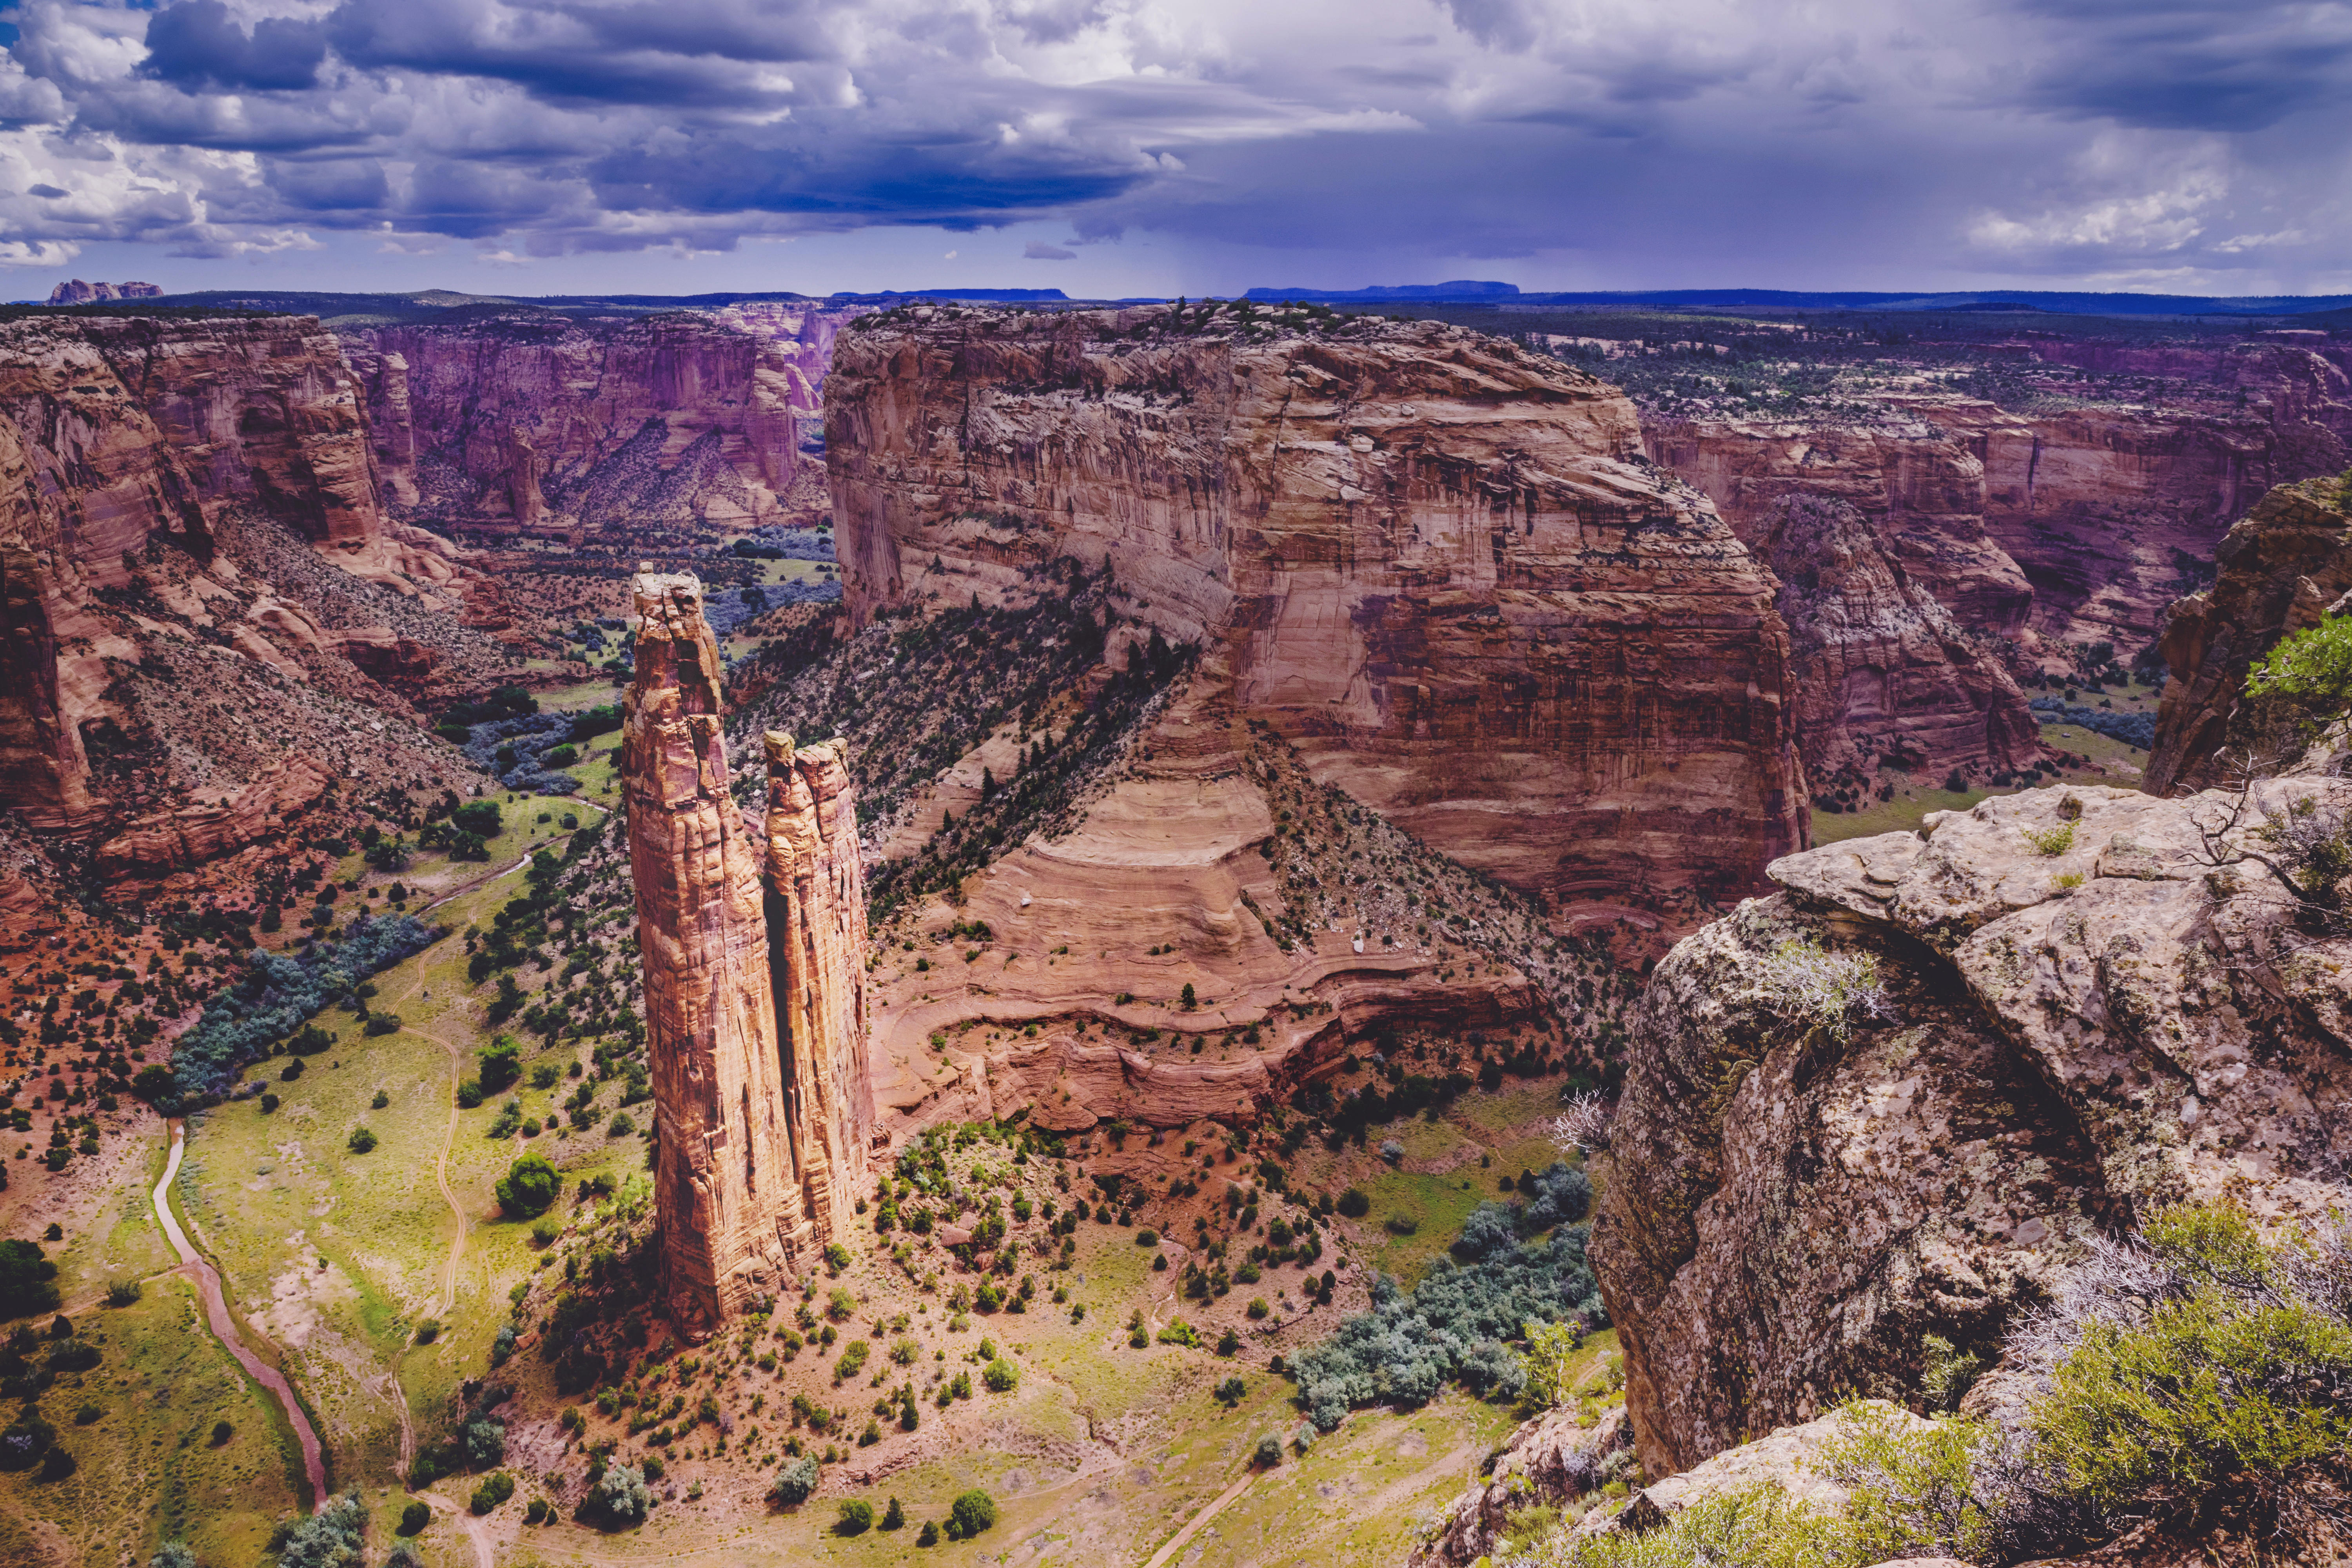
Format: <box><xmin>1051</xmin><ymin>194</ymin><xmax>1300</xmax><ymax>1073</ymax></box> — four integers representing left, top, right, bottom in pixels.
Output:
<box><xmin>363</xmin><ymin>1013</ymin><xmax>401</xmax><ymax>1036</ymax></box>
<box><xmin>1135</xmin><ymin>1229</ymin><xmax>1159</xmax><ymax>1247</ymax></box>
<box><xmin>1755</xmin><ymin>937</ymin><xmax>1892</xmax><ymax>1041</ymax></box>
<box><xmin>984</xmin><ymin>1357</ymin><xmax>1018</xmax><ymax>1392</ymax></box>
<box><xmin>451</xmin><ymin>801</ymin><xmax>503</xmax><ymax>838</ymax></box>
<box><xmin>456</xmin><ymin>1080</ymin><xmax>484</xmax><ymax>1109</ymax></box>
<box><xmin>400</xmin><ymin>1499</ymin><xmax>430</xmax><ymax>1534</ymax></box>
<box><xmin>463</xmin><ymin>1417</ymin><xmax>506</xmax><ymax>1468</ymax></box>
<box><xmin>917</xmin><ymin>1520</ymin><xmax>940</xmax><ymax>1545</ymax></box>
<box><xmin>2022</xmin><ymin>821</ymin><xmax>2076</xmax><ymax>857</ymax></box>
<box><xmin>272</xmin><ymin>1491</ymin><xmax>370</xmax><ymax>1568</ymax></box>
<box><xmin>949</xmin><ymin>1489</ymin><xmax>997</xmax><ymax>1538</ymax></box>
<box><xmin>470</xmin><ymin>1472</ymin><xmax>515</xmax><ymax>1514</ymax></box>
<box><xmin>835</xmin><ymin>1339</ymin><xmax>870</xmax><ymax>1381</ymax></box>
<box><xmin>1247</xmin><ymin>1297</ymin><xmax>1269</xmax><ymax>1320</ymax></box>
<box><xmin>149</xmin><ymin>1544</ymin><xmax>195</xmax><ymax>1568</ymax></box>
<box><xmin>1289</xmin><ymin>1226</ymin><xmax>1604</xmax><ymax>1430</ymax></box>
<box><xmin>608</xmin><ymin>1112</ymin><xmax>635</xmax><ymax>1137</ymax></box>
<box><xmin>372</xmin><ymin>1089</ymin><xmax>390</xmax><ymax>1109</ymax></box>
<box><xmin>347</xmin><ymin>1127</ymin><xmax>378</xmax><ymax>1154</ymax></box>
<box><xmin>769</xmin><ymin>1455</ymin><xmax>819</xmax><ymax>1507</ymax></box>
<box><xmin>1336</xmin><ymin>1187</ymin><xmax>1371</xmax><ymax>1218</ymax></box>
<box><xmin>414</xmin><ymin>1318</ymin><xmax>440</xmax><ymax>1345</ymax></box>
<box><xmin>596</xmin><ymin>1461</ymin><xmax>652</xmax><ymax>1523</ymax></box>
<box><xmin>837</xmin><ymin>1498</ymin><xmax>874</xmax><ymax>1535</ymax></box>
<box><xmin>1254</xmin><ymin>1434</ymin><xmax>1282</xmax><ymax>1467</ymax></box>
<box><xmin>103</xmin><ymin>1279</ymin><xmax>141</xmax><ymax>1307</ymax></box>
<box><xmin>0</xmin><ymin>1240</ymin><xmax>59</xmax><ymax>1319</ymax></box>
<box><xmin>260</xmin><ymin>1093</ymin><xmax>280</xmax><ymax>1114</ymax></box>
<box><xmin>496</xmin><ymin>1152</ymin><xmax>559</xmax><ymax>1217</ymax></box>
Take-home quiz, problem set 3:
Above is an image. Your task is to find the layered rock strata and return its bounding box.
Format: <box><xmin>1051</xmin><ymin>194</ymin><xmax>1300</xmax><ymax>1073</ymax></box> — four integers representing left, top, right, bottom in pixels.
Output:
<box><xmin>343</xmin><ymin>304</ymin><xmax>857</xmax><ymax>539</ymax></box>
<box><xmin>829</xmin><ymin>305</ymin><xmax>1806</xmax><ymax>918</ymax></box>
<box><xmin>625</xmin><ymin>571</ymin><xmax>871</xmax><ymax>1330</ymax></box>
<box><xmin>0</xmin><ymin>313</ymin><xmax>486</xmax><ymax>853</ymax></box>
<box><xmin>1745</xmin><ymin>494</ymin><xmax>2038</xmax><ymax>782</ymax></box>
<box><xmin>762</xmin><ymin>734</ymin><xmax>874</xmax><ymax>1233</ymax></box>
<box><xmin>2144</xmin><ymin>478</ymin><xmax>2352</xmax><ymax>795</ymax></box>
<box><xmin>1593</xmin><ymin>782</ymin><xmax>2352</xmax><ymax>1478</ymax></box>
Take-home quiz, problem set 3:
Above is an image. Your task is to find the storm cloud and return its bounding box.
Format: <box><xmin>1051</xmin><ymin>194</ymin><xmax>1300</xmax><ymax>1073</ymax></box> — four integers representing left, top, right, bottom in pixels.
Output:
<box><xmin>0</xmin><ymin>0</ymin><xmax>2344</xmax><ymax>288</ymax></box>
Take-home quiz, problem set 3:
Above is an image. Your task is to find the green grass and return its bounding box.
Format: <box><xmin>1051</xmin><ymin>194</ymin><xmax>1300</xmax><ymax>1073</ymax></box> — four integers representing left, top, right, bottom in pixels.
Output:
<box><xmin>1363</xmin><ymin>1168</ymin><xmax>1492</xmax><ymax>1286</ymax></box>
<box><xmin>0</xmin><ymin>1271</ymin><xmax>303</xmax><ymax>1568</ymax></box>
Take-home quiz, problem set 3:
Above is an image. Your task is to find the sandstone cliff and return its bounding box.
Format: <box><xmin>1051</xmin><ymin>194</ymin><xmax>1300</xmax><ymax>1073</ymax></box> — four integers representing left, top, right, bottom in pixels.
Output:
<box><xmin>1592</xmin><ymin>781</ymin><xmax>2352</xmax><ymax>1479</ymax></box>
<box><xmin>1647</xmin><ymin>342</ymin><xmax>2352</xmax><ymax>667</ymax></box>
<box><xmin>0</xmin><ymin>313</ymin><xmax>498</xmax><ymax>868</ymax></box>
<box><xmin>828</xmin><ymin>303</ymin><xmax>1807</xmax><ymax>920</ymax></box>
<box><xmin>762</xmin><ymin>733</ymin><xmax>873</xmax><ymax>1243</ymax></box>
<box><xmin>626</xmin><ymin>572</ymin><xmax>875</xmax><ymax>1331</ymax></box>
<box><xmin>344</xmin><ymin>304</ymin><xmax>855</xmax><ymax>541</ymax></box>
<box><xmin>2144</xmin><ymin>477</ymin><xmax>2352</xmax><ymax>795</ymax></box>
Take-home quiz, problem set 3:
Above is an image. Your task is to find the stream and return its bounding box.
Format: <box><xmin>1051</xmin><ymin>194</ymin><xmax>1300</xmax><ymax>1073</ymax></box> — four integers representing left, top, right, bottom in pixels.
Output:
<box><xmin>152</xmin><ymin>1120</ymin><xmax>331</xmax><ymax>1510</ymax></box>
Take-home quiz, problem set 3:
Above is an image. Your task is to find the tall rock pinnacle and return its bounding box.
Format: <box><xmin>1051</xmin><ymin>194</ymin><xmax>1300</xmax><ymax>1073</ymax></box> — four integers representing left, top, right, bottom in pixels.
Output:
<box><xmin>623</xmin><ymin>569</ymin><xmax>878</xmax><ymax>1334</ymax></box>
<box><xmin>623</xmin><ymin>570</ymin><xmax>805</xmax><ymax>1333</ymax></box>
<box><xmin>762</xmin><ymin>733</ymin><xmax>875</xmax><ymax>1247</ymax></box>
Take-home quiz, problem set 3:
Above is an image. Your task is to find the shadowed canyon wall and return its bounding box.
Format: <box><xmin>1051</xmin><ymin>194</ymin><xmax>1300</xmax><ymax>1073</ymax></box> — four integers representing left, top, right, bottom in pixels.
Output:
<box><xmin>342</xmin><ymin>304</ymin><xmax>857</xmax><ymax>541</ymax></box>
<box><xmin>828</xmin><ymin>305</ymin><xmax>1807</xmax><ymax>920</ymax></box>
<box><xmin>625</xmin><ymin>572</ymin><xmax>872</xmax><ymax>1332</ymax></box>
<box><xmin>0</xmin><ymin>313</ymin><xmax>490</xmax><ymax>864</ymax></box>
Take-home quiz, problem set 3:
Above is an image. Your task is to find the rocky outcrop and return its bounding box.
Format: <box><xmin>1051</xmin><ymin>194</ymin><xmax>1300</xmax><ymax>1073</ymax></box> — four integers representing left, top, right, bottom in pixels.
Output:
<box><xmin>1593</xmin><ymin>782</ymin><xmax>2352</xmax><ymax>1479</ymax></box>
<box><xmin>47</xmin><ymin>279</ymin><xmax>161</xmax><ymax>304</ymax></box>
<box><xmin>91</xmin><ymin>753</ymin><xmax>336</xmax><ymax>876</ymax></box>
<box><xmin>829</xmin><ymin>305</ymin><xmax>1807</xmax><ymax>920</ymax></box>
<box><xmin>1415</xmin><ymin>1405</ymin><xmax>1636</xmax><ymax>1566</ymax></box>
<box><xmin>2144</xmin><ymin>479</ymin><xmax>2352</xmax><ymax>795</ymax></box>
<box><xmin>344</xmin><ymin>305</ymin><xmax>857</xmax><ymax>539</ymax></box>
<box><xmin>625</xmin><ymin>571</ymin><xmax>874</xmax><ymax>1331</ymax></box>
<box><xmin>1745</xmin><ymin>494</ymin><xmax>2038</xmax><ymax>783</ymax></box>
<box><xmin>762</xmin><ymin>733</ymin><xmax>873</xmax><ymax>1243</ymax></box>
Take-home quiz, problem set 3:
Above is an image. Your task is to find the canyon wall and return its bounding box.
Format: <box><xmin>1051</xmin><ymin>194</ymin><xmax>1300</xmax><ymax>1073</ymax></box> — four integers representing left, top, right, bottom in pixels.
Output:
<box><xmin>0</xmin><ymin>313</ymin><xmax>494</xmax><ymax>858</ymax></box>
<box><xmin>1592</xmin><ymin>782</ymin><xmax>2352</xmax><ymax>1479</ymax></box>
<box><xmin>343</xmin><ymin>303</ymin><xmax>855</xmax><ymax>542</ymax></box>
<box><xmin>2145</xmin><ymin>478</ymin><xmax>2352</xmax><ymax>795</ymax></box>
<box><xmin>1649</xmin><ymin>343</ymin><xmax>2352</xmax><ymax>675</ymax></box>
<box><xmin>626</xmin><ymin>571</ymin><xmax>873</xmax><ymax>1330</ymax></box>
<box><xmin>829</xmin><ymin>305</ymin><xmax>1807</xmax><ymax>920</ymax></box>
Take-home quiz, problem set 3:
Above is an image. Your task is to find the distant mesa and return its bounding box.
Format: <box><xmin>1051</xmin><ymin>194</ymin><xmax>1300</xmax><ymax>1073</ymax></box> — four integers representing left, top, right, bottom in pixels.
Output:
<box><xmin>826</xmin><ymin>287</ymin><xmax>1070</xmax><ymax>303</ymax></box>
<box><xmin>1243</xmin><ymin>280</ymin><xmax>1519</xmax><ymax>302</ymax></box>
<box><xmin>46</xmin><ymin>279</ymin><xmax>163</xmax><ymax>304</ymax></box>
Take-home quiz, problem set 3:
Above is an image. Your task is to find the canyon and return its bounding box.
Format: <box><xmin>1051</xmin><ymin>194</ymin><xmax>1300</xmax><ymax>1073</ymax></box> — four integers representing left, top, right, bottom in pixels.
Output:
<box><xmin>828</xmin><ymin>302</ymin><xmax>1807</xmax><ymax>924</ymax></box>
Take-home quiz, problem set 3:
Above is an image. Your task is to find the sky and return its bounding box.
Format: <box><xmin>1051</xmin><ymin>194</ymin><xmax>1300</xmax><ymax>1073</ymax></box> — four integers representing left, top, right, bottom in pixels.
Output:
<box><xmin>0</xmin><ymin>0</ymin><xmax>2347</xmax><ymax>301</ymax></box>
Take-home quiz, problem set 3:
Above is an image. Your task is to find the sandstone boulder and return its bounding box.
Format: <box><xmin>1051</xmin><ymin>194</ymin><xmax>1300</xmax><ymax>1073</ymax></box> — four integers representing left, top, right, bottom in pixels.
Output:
<box><xmin>1593</xmin><ymin>780</ymin><xmax>2352</xmax><ymax>1479</ymax></box>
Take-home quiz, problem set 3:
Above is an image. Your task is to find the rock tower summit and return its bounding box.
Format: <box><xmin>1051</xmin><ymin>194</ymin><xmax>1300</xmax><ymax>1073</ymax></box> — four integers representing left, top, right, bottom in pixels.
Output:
<box><xmin>622</xmin><ymin>568</ymin><xmax>873</xmax><ymax>1334</ymax></box>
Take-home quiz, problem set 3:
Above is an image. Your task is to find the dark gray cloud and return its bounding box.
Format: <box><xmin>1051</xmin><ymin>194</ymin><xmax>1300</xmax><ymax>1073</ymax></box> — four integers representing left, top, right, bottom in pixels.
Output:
<box><xmin>0</xmin><ymin>0</ymin><xmax>2345</xmax><ymax>288</ymax></box>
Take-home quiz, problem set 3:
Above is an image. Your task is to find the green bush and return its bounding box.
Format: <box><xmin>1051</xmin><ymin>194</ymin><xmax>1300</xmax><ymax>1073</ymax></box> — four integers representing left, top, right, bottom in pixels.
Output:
<box><xmin>451</xmin><ymin>801</ymin><xmax>504</xmax><ymax>838</ymax></box>
<box><xmin>469</xmin><ymin>1472</ymin><xmax>515</xmax><ymax>1515</ymax></box>
<box><xmin>1336</xmin><ymin>1187</ymin><xmax>1371</xmax><ymax>1218</ymax></box>
<box><xmin>596</xmin><ymin>1461</ymin><xmax>651</xmax><ymax>1523</ymax></box>
<box><xmin>496</xmin><ymin>1152</ymin><xmax>559</xmax><ymax>1218</ymax></box>
<box><xmin>836</xmin><ymin>1498</ymin><xmax>874</xmax><ymax>1535</ymax></box>
<box><xmin>399</xmin><ymin>1499</ymin><xmax>430</xmax><ymax>1534</ymax></box>
<box><xmin>103</xmin><ymin>1279</ymin><xmax>140</xmax><ymax>1307</ymax></box>
<box><xmin>347</xmin><ymin>1127</ymin><xmax>378</xmax><ymax>1154</ymax></box>
<box><xmin>949</xmin><ymin>1488</ymin><xmax>996</xmax><ymax>1539</ymax></box>
<box><xmin>456</xmin><ymin>1080</ymin><xmax>483</xmax><ymax>1109</ymax></box>
<box><xmin>1253</xmin><ymin>1433</ymin><xmax>1281</xmax><ymax>1467</ymax></box>
<box><xmin>769</xmin><ymin>1455</ymin><xmax>819</xmax><ymax>1506</ymax></box>
<box><xmin>983</xmin><ymin>1357</ymin><xmax>1018</xmax><ymax>1392</ymax></box>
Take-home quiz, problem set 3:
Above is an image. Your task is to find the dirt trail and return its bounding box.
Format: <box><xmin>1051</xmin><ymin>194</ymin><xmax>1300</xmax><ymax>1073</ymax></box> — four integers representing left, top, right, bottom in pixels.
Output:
<box><xmin>152</xmin><ymin>1120</ymin><xmax>332</xmax><ymax>1510</ymax></box>
<box><xmin>1141</xmin><ymin>1468</ymin><xmax>1258</xmax><ymax>1568</ymax></box>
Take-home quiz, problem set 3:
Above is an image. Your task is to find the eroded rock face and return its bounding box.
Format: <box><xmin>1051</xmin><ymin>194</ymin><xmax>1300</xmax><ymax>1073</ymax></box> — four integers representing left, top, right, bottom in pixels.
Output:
<box><xmin>345</xmin><ymin>305</ymin><xmax>856</xmax><ymax>539</ymax></box>
<box><xmin>1745</xmin><ymin>494</ymin><xmax>2038</xmax><ymax>783</ymax></box>
<box><xmin>2144</xmin><ymin>479</ymin><xmax>2352</xmax><ymax>795</ymax></box>
<box><xmin>626</xmin><ymin>572</ymin><xmax>876</xmax><ymax>1330</ymax></box>
<box><xmin>762</xmin><ymin>733</ymin><xmax>873</xmax><ymax>1246</ymax></box>
<box><xmin>829</xmin><ymin>306</ymin><xmax>1806</xmax><ymax>920</ymax></box>
<box><xmin>1593</xmin><ymin>782</ymin><xmax>2352</xmax><ymax>1478</ymax></box>
<box><xmin>0</xmin><ymin>313</ymin><xmax>485</xmax><ymax>851</ymax></box>
<box><xmin>1414</xmin><ymin>1405</ymin><xmax>1635</xmax><ymax>1566</ymax></box>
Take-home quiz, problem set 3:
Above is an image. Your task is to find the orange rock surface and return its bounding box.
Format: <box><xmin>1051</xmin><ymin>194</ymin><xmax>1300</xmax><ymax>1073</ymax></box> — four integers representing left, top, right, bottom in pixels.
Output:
<box><xmin>625</xmin><ymin>571</ymin><xmax>877</xmax><ymax>1330</ymax></box>
<box><xmin>828</xmin><ymin>306</ymin><xmax>1806</xmax><ymax>919</ymax></box>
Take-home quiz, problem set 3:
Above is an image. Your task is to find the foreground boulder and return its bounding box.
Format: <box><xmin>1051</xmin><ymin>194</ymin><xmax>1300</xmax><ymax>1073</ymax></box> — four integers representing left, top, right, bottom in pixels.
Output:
<box><xmin>1592</xmin><ymin>780</ymin><xmax>2352</xmax><ymax>1479</ymax></box>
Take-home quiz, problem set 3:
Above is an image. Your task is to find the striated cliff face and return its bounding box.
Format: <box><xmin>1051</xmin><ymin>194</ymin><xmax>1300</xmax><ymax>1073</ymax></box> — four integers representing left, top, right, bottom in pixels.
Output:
<box><xmin>1648</xmin><ymin>343</ymin><xmax>2352</xmax><ymax>673</ymax></box>
<box><xmin>2144</xmin><ymin>478</ymin><xmax>2352</xmax><ymax>795</ymax></box>
<box><xmin>762</xmin><ymin>733</ymin><xmax>873</xmax><ymax>1241</ymax></box>
<box><xmin>343</xmin><ymin>304</ymin><xmax>855</xmax><ymax>541</ymax></box>
<box><xmin>1592</xmin><ymin>782</ymin><xmax>2352</xmax><ymax>1479</ymax></box>
<box><xmin>829</xmin><ymin>305</ymin><xmax>1806</xmax><ymax>919</ymax></box>
<box><xmin>626</xmin><ymin>572</ymin><xmax>874</xmax><ymax>1332</ymax></box>
<box><xmin>0</xmin><ymin>313</ymin><xmax>494</xmax><ymax>857</ymax></box>
<box><xmin>1739</xmin><ymin>491</ymin><xmax>2036</xmax><ymax>783</ymax></box>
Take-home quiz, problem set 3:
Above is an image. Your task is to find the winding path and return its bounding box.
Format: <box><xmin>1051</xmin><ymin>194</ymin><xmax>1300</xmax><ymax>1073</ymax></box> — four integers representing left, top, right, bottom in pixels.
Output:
<box><xmin>152</xmin><ymin>1120</ymin><xmax>331</xmax><ymax>1510</ymax></box>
